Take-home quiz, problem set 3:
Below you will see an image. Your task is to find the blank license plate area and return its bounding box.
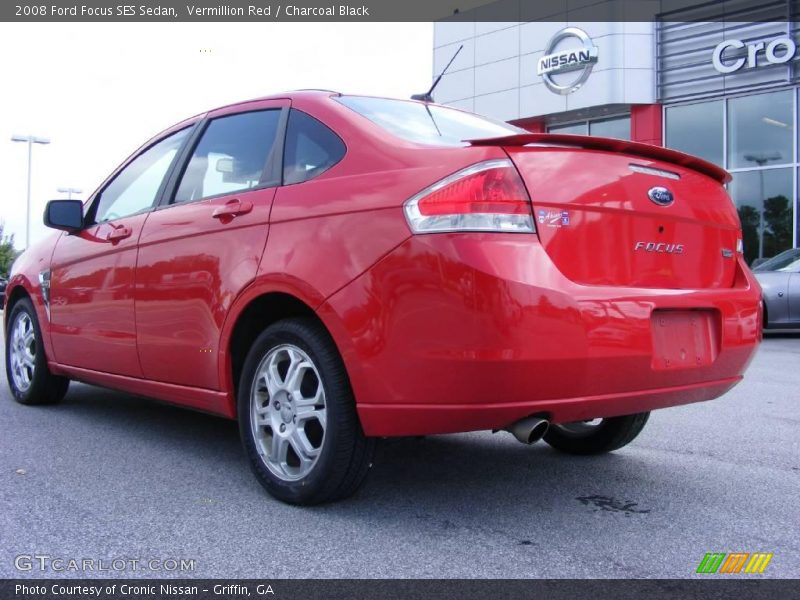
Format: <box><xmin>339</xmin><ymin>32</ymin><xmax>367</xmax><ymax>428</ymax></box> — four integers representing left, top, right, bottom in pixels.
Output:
<box><xmin>651</xmin><ymin>310</ymin><xmax>719</xmax><ymax>370</ymax></box>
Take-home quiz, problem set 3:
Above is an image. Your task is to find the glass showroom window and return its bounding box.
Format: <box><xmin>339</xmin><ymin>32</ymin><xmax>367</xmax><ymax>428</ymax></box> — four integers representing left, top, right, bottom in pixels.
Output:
<box><xmin>729</xmin><ymin>168</ymin><xmax>794</xmax><ymax>265</ymax></box>
<box><xmin>666</xmin><ymin>89</ymin><xmax>798</xmax><ymax>263</ymax></box>
<box><xmin>727</xmin><ymin>90</ymin><xmax>796</xmax><ymax>264</ymax></box>
<box><xmin>728</xmin><ymin>89</ymin><xmax>794</xmax><ymax>169</ymax></box>
<box><xmin>548</xmin><ymin>115</ymin><xmax>630</xmax><ymax>140</ymax></box>
<box><xmin>589</xmin><ymin>116</ymin><xmax>631</xmax><ymax>140</ymax></box>
<box><xmin>548</xmin><ymin>122</ymin><xmax>587</xmax><ymax>135</ymax></box>
<box><xmin>665</xmin><ymin>100</ymin><xmax>723</xmax><ymax>166</ymax></box>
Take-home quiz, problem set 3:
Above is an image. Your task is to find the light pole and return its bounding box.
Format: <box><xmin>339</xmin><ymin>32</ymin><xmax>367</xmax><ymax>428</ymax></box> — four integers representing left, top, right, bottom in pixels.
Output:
<box><xmin>57</xmin><ymin>187</ymin><xmax>82</xmax><ymax>200</ymax></box>
<box><xmin>11</xmin><ymin>134</ymin><xmax>51</xmax><ymax>248</ymax></box>
<box><xmin>744</xmin><ymin>152</ymin><xmax>781</xmax><ymax>260</ymax></box>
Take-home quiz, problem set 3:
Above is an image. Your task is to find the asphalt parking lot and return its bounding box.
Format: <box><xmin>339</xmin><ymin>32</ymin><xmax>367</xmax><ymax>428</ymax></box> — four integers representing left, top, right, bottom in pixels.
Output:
<box><xmin>1</xmin><ymin>330</ymin><xmax>798</xmax><ymax>579</ymax></box>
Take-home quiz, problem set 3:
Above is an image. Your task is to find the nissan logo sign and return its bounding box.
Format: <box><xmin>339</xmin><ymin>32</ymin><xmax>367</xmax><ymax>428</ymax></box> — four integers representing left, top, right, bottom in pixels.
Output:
<box><xmin>537</xmin><ymin>27</ymin><xmax>599</xmax><ymax>95</ymax></box>
<box><xmin>712</xmin><ymin>37</ymin><xmax>797</xmax><ymax>74</ymax></box>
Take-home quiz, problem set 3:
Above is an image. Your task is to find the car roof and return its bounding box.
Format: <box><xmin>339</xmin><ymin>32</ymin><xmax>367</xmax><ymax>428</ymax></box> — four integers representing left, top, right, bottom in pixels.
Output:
<box><xmin>208</xmin><ymin>89</ymin><xmax>338</xmax><ymax>113</ymax></box>
<box><xmin>202</xmin><ymin>90</ymin><xmax>459</xmax><ymax>116</ymax></box>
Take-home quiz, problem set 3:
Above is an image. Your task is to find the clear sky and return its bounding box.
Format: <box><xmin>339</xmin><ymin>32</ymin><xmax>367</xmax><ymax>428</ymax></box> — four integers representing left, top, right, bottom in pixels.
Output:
<box><xmin>0</xmin><ymin>23</ymin><xmax>433</xmax><ymax>249</ymax></box>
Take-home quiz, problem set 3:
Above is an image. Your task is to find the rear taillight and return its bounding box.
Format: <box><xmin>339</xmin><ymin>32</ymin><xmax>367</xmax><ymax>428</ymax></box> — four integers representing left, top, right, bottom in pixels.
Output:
<box><xmin>403</xmin><ymin>159</ymin><xmax>535</xmax><ymax>234</ymax></box>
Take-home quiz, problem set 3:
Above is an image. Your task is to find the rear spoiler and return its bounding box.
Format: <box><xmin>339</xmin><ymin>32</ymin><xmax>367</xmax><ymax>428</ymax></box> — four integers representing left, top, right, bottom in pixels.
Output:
<box><xmin>467</xmin><ymin>133</ymin><xmax>731</xmax><ymax>184</ymax></box>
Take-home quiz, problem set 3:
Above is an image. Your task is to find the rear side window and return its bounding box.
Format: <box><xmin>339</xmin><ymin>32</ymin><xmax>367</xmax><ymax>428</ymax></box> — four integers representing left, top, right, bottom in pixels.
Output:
<box><xmin>174</xmin><ymin>110</ymin><xmax>281</xmax><ymax>203</ymax></box>
<box><xmin>283</xmin><ymin>109</ymin><xmax>345</xmax><ymax>185</ymax></box>
<box><xmin>337</xmin><ymin>95</ymin><xmax>526</xmax><ymax>147</ymax></box>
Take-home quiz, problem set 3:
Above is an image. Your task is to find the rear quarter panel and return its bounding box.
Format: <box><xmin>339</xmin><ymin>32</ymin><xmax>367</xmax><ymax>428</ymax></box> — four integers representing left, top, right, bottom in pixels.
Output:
<box><xmin>236</xmin><ymin>96</ymin><xmax>512</xmax><ymax>402</ymax></box>
<box><xmin>265</xmin><ymin>95</ymin><xmax>512</xmax><ymax>301</ymax></box>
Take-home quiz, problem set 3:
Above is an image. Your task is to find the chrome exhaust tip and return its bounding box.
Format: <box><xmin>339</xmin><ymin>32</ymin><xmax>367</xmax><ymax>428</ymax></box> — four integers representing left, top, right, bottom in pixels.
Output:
<box><xmin>506</xmin><ymin>416</ymin><xmax>550</xmax><ymax>445</ymax></box>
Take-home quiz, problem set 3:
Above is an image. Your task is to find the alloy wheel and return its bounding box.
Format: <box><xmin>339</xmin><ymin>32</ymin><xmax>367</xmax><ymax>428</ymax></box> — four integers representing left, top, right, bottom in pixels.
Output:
<box><xmin>250</xmin><ymin>344</ymin><xmax>327</xmax><ymax>482</ymax></box>
<box><xmin>9</xmin><ymin>312</ymin><xmax>36</xmax><ymax>393</ymax></box>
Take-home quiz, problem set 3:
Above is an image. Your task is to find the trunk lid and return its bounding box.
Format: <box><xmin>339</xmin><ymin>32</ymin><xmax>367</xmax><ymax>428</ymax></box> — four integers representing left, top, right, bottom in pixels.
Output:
<box><xmin>470</xmin><ymin>133</ymin><xmax>740</xmax><ymax>289</ymax></box>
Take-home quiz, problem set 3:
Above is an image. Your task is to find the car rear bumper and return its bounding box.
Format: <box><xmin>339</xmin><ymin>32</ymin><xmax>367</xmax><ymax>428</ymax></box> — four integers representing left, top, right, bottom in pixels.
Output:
<box><xmin>358</xmin><ymin>377</ymin><xmax>741</xmax><ymax>436</ymax></box>
<box><xmin>322</xmin><ymin>233</ymin><xmax>762</xmax><ymax>437</ymax></box>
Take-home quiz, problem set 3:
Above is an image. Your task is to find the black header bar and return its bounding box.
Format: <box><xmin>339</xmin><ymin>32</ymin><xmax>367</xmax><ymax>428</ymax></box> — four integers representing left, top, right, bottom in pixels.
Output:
<box><xmin>3</xmin><ymin>0</ymin><xmax>799</xmax><ymax>23</ymax></box>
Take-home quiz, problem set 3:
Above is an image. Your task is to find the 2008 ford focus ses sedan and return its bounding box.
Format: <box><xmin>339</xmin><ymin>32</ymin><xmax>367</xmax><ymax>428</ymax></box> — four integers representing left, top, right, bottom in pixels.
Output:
<box><xmin>4</xmin><ymin>91</ymin><xmax>761</xmax><ymax>504</ymax></box>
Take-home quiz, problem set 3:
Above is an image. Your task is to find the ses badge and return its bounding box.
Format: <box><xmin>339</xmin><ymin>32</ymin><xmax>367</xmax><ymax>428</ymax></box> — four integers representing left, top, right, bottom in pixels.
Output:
<box><xmin>538</xmin><ymin>210</ymin><xmax>570</xmax><ymax>228</ymax></box>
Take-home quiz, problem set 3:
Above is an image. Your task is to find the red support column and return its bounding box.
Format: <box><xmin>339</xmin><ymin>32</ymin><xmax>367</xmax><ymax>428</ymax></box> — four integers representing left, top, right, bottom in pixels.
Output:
<box><xmin>630</xmin><ymin>104</ymin><xmax>663</xmax><ymax>146</ymax></box>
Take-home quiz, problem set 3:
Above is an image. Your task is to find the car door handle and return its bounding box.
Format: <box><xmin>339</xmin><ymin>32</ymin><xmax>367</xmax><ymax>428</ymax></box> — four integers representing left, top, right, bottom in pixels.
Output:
<box><xmin>212</xmin><ymin>199</ymin><xmax>253</xmax><ymax>219</ymax></box>
<box><xmin>107</xmin><ymin>225</ymin><xmax>132</xmax><ymax>242</ymax></box>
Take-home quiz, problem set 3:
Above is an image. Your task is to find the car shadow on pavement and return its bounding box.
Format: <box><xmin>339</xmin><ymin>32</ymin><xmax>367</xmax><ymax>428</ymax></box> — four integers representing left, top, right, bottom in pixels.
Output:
<box><xmin>359</xmin><ymin>434</ymin><xmax>654</xmax><ymax>509</ymax></box>
<box><xmin>56</xmin><ymin>383</ymin><xmax>242</xmax><ymax>448</ymax></box>
<box><xmin>43</xmin><ymin>383</ymin><xmax>659</xmax><ymax>523</ymax></box>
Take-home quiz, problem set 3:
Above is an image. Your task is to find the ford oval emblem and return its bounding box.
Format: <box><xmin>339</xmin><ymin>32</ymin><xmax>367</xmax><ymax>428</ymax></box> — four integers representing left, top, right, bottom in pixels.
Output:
<box><xmin>648</xmin><ymin>186</ymin><xmax>674</xmax><ymax>206</ymax></box>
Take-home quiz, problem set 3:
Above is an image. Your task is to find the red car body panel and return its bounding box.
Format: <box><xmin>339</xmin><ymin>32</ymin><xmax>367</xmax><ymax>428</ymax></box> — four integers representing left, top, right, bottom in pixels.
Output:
<box><xmin>134</xmin><ymin>186</ymin><xmax>275</xmax><ymax>390</ymax></box>
<box><xmin>3</xmin><ymin>91</ymin><xmax>762</xmax><ymax>437</ymax></box>
<box><xmin>48</xmin><ymin>214</ymin><xmax>148</xmax><ymax>377</ymax></box>
<box><xmin>507</xmin><ymin>147</ymin><xmax>740</xmax><ymax>289</ymax></box>
<box><xmin>5</xmin><ymin>238</ymin><xmax>59</xmax><ymax>362</ymax></box>
<box><xmin>325</xmin><ymin>234</ymin><xmax>760</xmax><ymax>436</ymax></box>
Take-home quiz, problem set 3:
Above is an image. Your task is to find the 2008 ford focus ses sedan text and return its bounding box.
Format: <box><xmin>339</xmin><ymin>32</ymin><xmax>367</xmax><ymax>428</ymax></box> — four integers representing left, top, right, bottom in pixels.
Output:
<box><xmin>3</xmin><ymin>92</ymin><xmax>762</xmax><ymax>504</ymax></box>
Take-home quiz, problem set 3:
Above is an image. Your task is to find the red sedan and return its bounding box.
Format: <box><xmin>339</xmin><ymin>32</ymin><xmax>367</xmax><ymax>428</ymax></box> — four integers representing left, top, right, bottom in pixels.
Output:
<box><xmin>3</xmin><ymin>91</ymin><xmax>761</xmax><ymax>504</ymax></box>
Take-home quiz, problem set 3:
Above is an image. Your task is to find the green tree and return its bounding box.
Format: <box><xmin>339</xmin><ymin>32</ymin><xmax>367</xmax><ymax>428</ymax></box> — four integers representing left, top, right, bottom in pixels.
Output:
<box><xmin>0</xmin><ymin>222</ymin><xmax>20</xmax><ymax>278</ymax></box>
<box><xmin>763</xmin><ymin>194</ymin><xmax>792</xmax><ymax>259</ymax></box>
<box><xmin>737</xmin><ymin>205</ymin><xmax>760</xmax><ymax>265</ymax></box>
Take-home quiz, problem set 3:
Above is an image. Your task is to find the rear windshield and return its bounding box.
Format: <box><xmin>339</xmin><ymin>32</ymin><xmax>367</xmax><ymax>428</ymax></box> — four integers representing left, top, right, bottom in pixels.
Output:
<box><xmin>337</xmin><ymin>96</ymin><xmax>526</xmax><ymax>147</ymax></box>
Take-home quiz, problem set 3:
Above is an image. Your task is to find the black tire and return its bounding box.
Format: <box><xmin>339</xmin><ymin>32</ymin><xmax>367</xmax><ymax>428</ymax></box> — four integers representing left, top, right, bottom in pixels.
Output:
<box><xmin>237</xmin><ymin>317</ymin><xmax>375</xmax><ymax>505</ymax></box>
<box><xmin>543</xmin><ymin>412</ymin><xmax>650</xmax><ymax>455</ymax></box>
<box><xmin>5</xmin><ymin>298</ymin><xmax>69</xmax><ymax>405</ymax></box>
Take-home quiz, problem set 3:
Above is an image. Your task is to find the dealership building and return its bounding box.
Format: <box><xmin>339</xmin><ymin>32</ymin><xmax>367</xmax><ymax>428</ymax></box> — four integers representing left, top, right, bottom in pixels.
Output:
<box><xmin>433</xmin><ymin>2</ymin><xmax>800</xmax><ymax>264</ymax></box>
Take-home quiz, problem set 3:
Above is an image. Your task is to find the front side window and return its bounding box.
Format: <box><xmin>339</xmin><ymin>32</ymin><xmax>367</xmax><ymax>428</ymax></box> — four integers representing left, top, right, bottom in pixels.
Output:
<box><xmin>337</xmin><ymin>95</ymin><xmax>525</xmax><ymax>147</ymax></box>
<box><xmin>283</xmin><ymin>109</ymin><xmax>345</xmax><ymax>185</ymax></box>
<box><xmin>174</xmin><ymin>110</ymin><xmax>281</xmax><ymax>203</ymax></box>
<box><xmin>94</xmin><ymin>128</ymin><xmax>189</xmax><ymax>222</ymax></box>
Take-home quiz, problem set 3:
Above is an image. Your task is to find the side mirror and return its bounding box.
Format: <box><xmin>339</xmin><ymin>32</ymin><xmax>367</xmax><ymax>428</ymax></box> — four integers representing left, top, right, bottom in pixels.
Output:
<box><xmin>44</xmin><ymin>200</ymin><xmax>84</xmax><ymax>232</ymax></box>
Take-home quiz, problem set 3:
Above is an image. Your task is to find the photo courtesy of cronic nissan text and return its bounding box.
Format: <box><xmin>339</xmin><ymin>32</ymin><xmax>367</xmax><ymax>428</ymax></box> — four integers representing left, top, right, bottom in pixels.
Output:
<box><xmin>0</xmin><ymin>1</ymin><xmax>797</xmax><ymax>599</ymax></box>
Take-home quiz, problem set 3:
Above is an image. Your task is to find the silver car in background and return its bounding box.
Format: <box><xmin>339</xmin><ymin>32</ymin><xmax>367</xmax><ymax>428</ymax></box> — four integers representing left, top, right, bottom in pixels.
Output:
<box><xmin>754</xmin><ymin>248</ymin><xmax>800</xmax><ymax>330</ymax></box>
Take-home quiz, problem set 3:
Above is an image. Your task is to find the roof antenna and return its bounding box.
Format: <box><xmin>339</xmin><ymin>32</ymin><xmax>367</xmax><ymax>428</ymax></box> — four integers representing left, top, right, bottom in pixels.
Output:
<box><xmin>412</xmin><ymin>44</ymin><xmax>463</xmax><ymax>103</ymax></box>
